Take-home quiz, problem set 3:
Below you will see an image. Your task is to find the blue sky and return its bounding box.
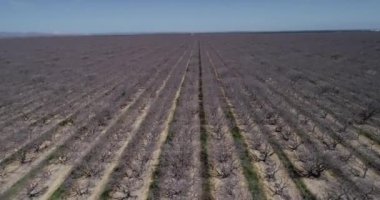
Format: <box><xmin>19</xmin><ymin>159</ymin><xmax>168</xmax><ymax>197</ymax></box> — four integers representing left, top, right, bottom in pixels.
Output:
<box><xmin>0</xmin><ymin>0</ymin><xmax>379</xmax><ymax>33</ymax></box>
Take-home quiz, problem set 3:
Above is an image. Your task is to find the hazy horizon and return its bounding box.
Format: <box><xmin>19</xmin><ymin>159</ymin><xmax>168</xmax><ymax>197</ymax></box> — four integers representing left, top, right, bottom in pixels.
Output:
<box><xmin>1</xmin><ymin>0</ymin><xmax>380</xmax><ymax>34</ymax></box>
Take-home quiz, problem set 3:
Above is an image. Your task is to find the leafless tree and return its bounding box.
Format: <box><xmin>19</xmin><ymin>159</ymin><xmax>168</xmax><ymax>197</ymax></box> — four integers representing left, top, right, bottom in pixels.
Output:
<box><xmin>251</xmin><ymin>134</ymin><xmax>262</xmax><ymax>150</ymax></box>
<box><xmin>287</xmin><ymin>136</ymin><xmax>303</xmax><ymax>151</ymax></box>
<box><xmin>270</xmin><ymin>178</ymin><xmax>288</xmax><ymax>197</ymax></box>
<box><xmin>281</xmin><ymin>129</ymin><xmax>292</xmax><ymax>141</ymax></box>
<box><xmin>265</xmin><ymin>111</ymin><xmax>277</xmax><ymax>125</ymax></box>
<box><xmin>297</xmin><ymin>149</ymin><xmax>326</xmax><ymax>177</ymax></box>
<box><xmin>319</xmin><ymin>111</ymin><xmax>327</xmax><ymax>119</ymax></box>
<box><xmin>362</xmin><ymin>186</ymin><xmax>375</xmax><ymax>199</ymax></box>
<box><xmin>265</xmin><ymin>161</ymin><xmax>279</xmax><ymax>180</ymax></box>
<box><xmin>355</xmin><ymin>101</ymin><xmax>379</xmax><ymax>124</ymax></box>
<box><xmin>355</xmin><ymin>161</ymin><xmax>369</xmax><ymax>178</ymax></box>
<box><xmin>96</xmin><ymin>109</ymin><xmax>112</xmax><ymax>127</ymax></box>
<box><xmin>324</xmin><ymin>186</ymin><xmax>350</xmax><ymax>199</ymax></box>
<box><xmin>322</xmin><ymin>136</ymin><xmax>338</xmax><ymax>150</ymax></box>
<box><xmin>339</xmin><ymin>151</ymin><xmax>353</xmax><ymax>162</ymax></box>
<box><xmin>299</xmin><ymin>117</ymin><xmax>308</xmax><ymax>125</ymax></box>
<box><xmin>213</xmin><ymin>123</ymin><xmax>224</xmax><ymax>140</ymax></box>
<box><xmin>258</xmin><ymin>143</ymin><xmax>274</xmax><ymax>162</ymax></box>
<box><xmin>109</xmin><ymin>184</ymin><xmax>136</xmax><ymax>199</ymax></box>
<box><xmin>362</xmin><ymin>166</ymin><xmax>369</xmax><ymax>179</ymax></box>
<box><xmin>275</xmin><ymin>125</ymin><xmax>282</xmax><ymax>132</ymax></box>
<box><xmin>72</xmin><ymin>182</ymin><xmax>89</xmax><ymax>196</ymax></box>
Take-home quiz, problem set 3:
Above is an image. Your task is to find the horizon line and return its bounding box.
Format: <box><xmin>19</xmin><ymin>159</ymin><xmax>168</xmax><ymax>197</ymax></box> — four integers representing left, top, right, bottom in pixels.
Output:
<box><xmin>1</xmin><ymin>28</ymin><xmax>379</xmax><ymax>39</ymax></box>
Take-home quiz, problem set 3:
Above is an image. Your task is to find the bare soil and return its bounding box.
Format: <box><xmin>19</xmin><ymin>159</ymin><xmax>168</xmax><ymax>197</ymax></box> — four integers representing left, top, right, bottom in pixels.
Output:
<box><xmin>0</xmin><ymin>32</ymin><xmax>379</xmax><ymax>199</ymax></box>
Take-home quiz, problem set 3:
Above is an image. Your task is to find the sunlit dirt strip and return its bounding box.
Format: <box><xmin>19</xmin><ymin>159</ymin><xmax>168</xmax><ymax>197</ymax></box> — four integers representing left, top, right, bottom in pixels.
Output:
<box><xmin>210</xmin><ymin>42</ymin><xmax>380</xmax><ymax>161</ymax></box>
<box><xmin>0</xmin><ymin>44</ymin><xmax>189</xmax><ymax>198</ymax></box>
<box><xmin>39</xmin><ymin>49</ymin><xmax>191</xmax><ymax>200</ymax></box>
<box><xmin>0</xmin><ymin>71</ymin><xmax>109</xmax><ymax>127</ymax></box>
<box><xmin>215</xmin><ymin>45</ymin><xmax>380</xmax><ymax>175</ymax></box>
<box><xmin>0</xmin><ymin>46</ymin><xmax>157</xmax><ymax>129</ymax></box>
<box><xmin>16</xmin><ymin>46</ymin><xmax>189</xmax><ymax>197</ymax></box>
<box><xmin>0</xmin><ymin>85</ymin><xmax>142</xmax><ymax>197</ymax></box>
<box><xmin>0</xmin><ymin>40</ymin><xmax>174</xmax><ymax>122</ymax></box>
<box><xmin>0</xmin><ymin>33</ymin><xmax>378</xmax><ymax>199</ymax></box>
<box><xmin>205</xmin><ymin>49</ymin><xmax>315</xmax><ymax>199</ymax></box>
<box><xmin>232</xmin><ymin>47</ymin><xmax>380</xmax><ymax>158</ymax></box>
<box><xmin>207</xmin><ymin>46</ymin><xmax>377</xmax><ymax>198</ymax></box>
<box><xmin>0</xmin><ymin>43</ymin><xmax>187</xmax><ymax>169</ymax></box>
<box><xmin>0</xmin><ymin>54</ymin><xmax>121</xmax><ymax>123</ymax></box>
<box><xmin>282</xmin><ymin>53</ymin><xmax>380</xmax><ymax>105</ymax></box>
<box><xmin>0</xmin><ymin>71</ymin><xmax>122</xmax><ymax>144</ymax></box>
<box><xmin>200</xmin><ymin>48</ymin><xmax>251</xmax><ymax>199</ymax></box>
<box><xmin>206</xmin><ymin>47</ymin><xmax>328</xmax><ymax>198</ymax></box>
<box><xmin>0</xmin><ymin>57</ymin><xmax>183</xmax><ymax>198</ymax></box>
<box><xmin>261</xmin><ymin>82</ymin><xmax>380</xmax><ymax>171</ymax></box>
<box><xmin>0</xmin><ymin>78</ymin><xmax>123</xmax><ymax>164</ymax></box>
<box><xmin>258</xmin><ymin>76</ymin><xmax>380</xmax><ymax>146</ymax></box>
<box><xmin>217</xmin><ymin>39</ymin><xmax>379</xmax><ymax>105</ymax></box>
<box><xmin>0</xmin><ymin>46</ymin><xmax>189</xmax><ymax>198</ymax></box>
<box><xmin>233</xmin><ymin>40</ymin><xmax>370</xmax><ymax>111</ymax></box>
<box><xmin>0</xmin><ymin>41</ymin><xmax>146</xmax><ymax>113</ymax></box>
<box><xmin>0</xmin><ymin>43</ymin><xmax>186</xmax><ymax>163</ymax></box>
<box><xmin>85</xmin><ymin>49</ymin><xmax>191</xmax><ymax>200</ymax></box>
<box><xmin>147</xmin><ymin>46</ymin><xmax>201</xmax><ymax>199</ymax></box>
<box><xmin>0</xmin><ymin>79</ymin><xmax>128</xmax><ymax>165</ymax></box>
<box><xmin>206</xmin><ymin>51</ymin><xmax>267</xmax><ymax>200</ymax></box>
<box><xmin>139</xmin><ymin>49</ymin><xmax>193</xmax><ymax>200</ymax></box>
<box><xmin>0</xmin><ymin>45</ymin><xmax>140</xmax><ymax>119</ymax></box>
<box><xmin>205</xmin><ymin>47</ymin><xmax>301</xmax><ymax>199</ymax></box>
<box><xmin>209</xmin><ymin>40</ymin><xmax>371</xmax><ymax>113</ymax></box>
<box><xmin>236</xmin><ymin>57</ymin><xmax>380</xmax><ymax>170</ymax></box>
<box><xmin>0</xmin><ymin>44</ymin><xmax>172</xmax><ymax>143</ymax></box>
<box><xmin>91</xmin><ymin>46</ymin><xmax>193</xmax><ymax>200</ymax></box>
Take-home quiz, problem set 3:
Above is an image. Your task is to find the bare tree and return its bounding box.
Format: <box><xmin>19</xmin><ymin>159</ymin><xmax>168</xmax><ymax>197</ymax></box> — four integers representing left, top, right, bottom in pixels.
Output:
<box><xmin>27</xmin><ymin>181</ymin><xmax>40</xmax><ymax>197</ymax></box>
<box><xmin>270</xmin><ymin>178</ymin><xmax>288</xmax><ymax>197</ymax></box>
<box><xmin>287</xmin><ymin>136</ymin><xmax>302</xmax><ymax>151</ymax></box>
<box><xmin>265</xmin><ymin>111</ymin><xmax>277</xmax><ymax>125</ymax></box>
<box><xmin>339</xmin><ymin>151</ymin><xmax>353</xmax><ymax>162</ymax></box>
<box><xmin>265</xmin><ymin>161</ymin><xmax>279</xmax><ymax>180</ymax></box>
<box><xmin>251</xmin><ymin>134</ymin><xmax>262</xmax><ymax>150</ymax></box>
<box><xmin>355</xmin><ymin>101</ymin><xmax>379</xmax><ymax>124</ymax></box>
<box><xmin>322</xmin><ymin>136</ymin><xmax>338</xmax><ymax>150</ymax></box>
<box><xmin>297</xmin><ymin>150</ymin><xmax>326</xmax><ymax>177</ymax></box>
<box><xmin>362</xmin><ymin>186</ymin><xmax>375</xmax><ymax>199</ymax></box>
<box><xmin>258</xmin><ymin>143</ymin><xmax>274</xmax><ymax>162</ymax></box>
<box><xmin>281</xmin><ymin>129</ymin><xmax>292</xmax><ymax>141</ymax></box>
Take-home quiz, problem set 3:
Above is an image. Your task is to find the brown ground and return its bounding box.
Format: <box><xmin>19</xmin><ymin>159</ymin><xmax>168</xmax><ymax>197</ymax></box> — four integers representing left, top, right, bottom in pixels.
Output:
<box><xmin>0</xmin><ymin>31</ymin><xmax>379</xmax><ymax>199</ymax></box>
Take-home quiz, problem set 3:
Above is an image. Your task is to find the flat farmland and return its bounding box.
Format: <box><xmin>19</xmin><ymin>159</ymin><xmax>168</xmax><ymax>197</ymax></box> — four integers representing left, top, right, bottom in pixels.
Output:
<box><xmin>0</xmin><ymin>32</ymin><xmax>379</xmax><ymax>199</ymax></box>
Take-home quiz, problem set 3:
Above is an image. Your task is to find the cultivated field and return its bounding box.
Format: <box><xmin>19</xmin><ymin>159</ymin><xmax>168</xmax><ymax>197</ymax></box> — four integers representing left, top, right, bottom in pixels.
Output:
<box><xmin>0</xmin><ymin>32</ymin><xmax>379</xmax><ymax>199</ymax></box>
